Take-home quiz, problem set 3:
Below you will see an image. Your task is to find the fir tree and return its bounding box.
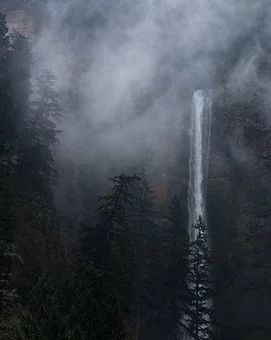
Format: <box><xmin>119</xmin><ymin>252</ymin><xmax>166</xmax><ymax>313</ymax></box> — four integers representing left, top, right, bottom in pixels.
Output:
<box><xmin>79</xmin><ymin>174</ymin><xmax>162</xmax><ymax>337</ymax></box>
<box><xmin>79</xmin><ymin>174</ymin><xmax>141</xmax><ymax>321</ymax></box>
<box><xmin>16</xmin><ymin>69</ymin><xmax>61</xmax><ymax>199</ymax></box>
<box><xmin>17</xmin><ymin>276</ymin><xmax>66</xmax><ymax>340</ymax></box>
<box><xmin>0</xmin><ymin>13</ymin><xmax>13</xmax><ymax>160</ymax></box>
<box><xmin>0</xmin><ymin>12</ymin><xmax>19</xmax><ymax>322</ymax></box>
<box><xmin>80</xmin><ymin>174</ymin><xmax>140</xmax><ymax>269</ymax></box>
<box><xmin>180</xmin><ymin>217</ymin><xmax>213</xmax><ymax>340</ymax></box>
<box><xmin>14</xmin><ymin>67</ymin><xmax>62</xmax><ymax>294</ymax></box>
<box><xmin>126</xmin><ymin>177</ymin><xmax>160</xmax><ymax>339</ymax></box>
<box><xmin>68</xmin><ymin>265</ymin><xmax>128</xmax><ymax>340</ymax></box>
<box><xmin>162</xmin><ymin>195</ymin><xmax>189</xmax><ymax>337</ymax></box>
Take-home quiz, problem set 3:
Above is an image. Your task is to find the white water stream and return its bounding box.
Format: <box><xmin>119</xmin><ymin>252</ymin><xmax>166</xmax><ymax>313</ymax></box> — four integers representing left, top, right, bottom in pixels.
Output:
<box><xmin>188</xmin><ymin>89</ymin><xmax>212</xmax><ymax>241</ymax></box>
<box><xmin>180</xmin><ymin>89</ymin><xmax>212</xmax><ymax>340</ymax></box>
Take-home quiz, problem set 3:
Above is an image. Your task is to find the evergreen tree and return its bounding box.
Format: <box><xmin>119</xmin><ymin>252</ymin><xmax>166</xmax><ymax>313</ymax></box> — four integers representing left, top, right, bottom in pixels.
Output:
<box><xmin>180</xmin><ymin>217</ymin><xmax>213</xmax><ymax>340</ymax></box>
<box><xmin>16</xmin><ymin>69</ymin><xmax>61</xmax><ymax>199</ymax></box>
<box><xmin>80</xmin><ymin>174</ymin><xmax>140</xmax><ymax>269</ymax></box>
<box><xmin>161</xmin><ymin>195</ymin><xmax>189</xmax><ymax>337</ymax></box>
<box><xmin>10</xmin><ymin>31</ymin><xmax>32</xmax><ymax>131</ymax></box>
<box><xmin>14</xmin><ymin>67</ymin><xmax>62</xmax><ymax>294</ymax></box>
<box><xmin>126</xmin><ymin>177</ymin><xmax>161</xmax><ymax>338</ymax></box>
<box><xmin>68</xmin><ymin>265</ymin><xmax>128</xmax><ymax>340</ymax></box>
<box><xmin>17</xmin><ymin>276</ymin><xmax>66</xmax><ymax>340</ymax></box>
<box><xmin>79</xmin><ymin>174</ymin><xmax>161</xmax><ymax>337</ymax></box>
<box><xmin>0</xmin><ymin>13</ymin><xmax>19</xmax><ymax>323</ymax></box>
<box><xmin>0</xmin><ymin>13</ymin><xmax>13</xmax><ymax>160</ymax></box>
<box><xmin>79</xmin><ymin>175</ymin><xmax>141</xmax><ymax>322</ymax></box>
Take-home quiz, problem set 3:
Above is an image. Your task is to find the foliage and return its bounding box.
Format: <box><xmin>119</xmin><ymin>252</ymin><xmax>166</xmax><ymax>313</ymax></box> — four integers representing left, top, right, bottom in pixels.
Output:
<box><xmin>180</xmin><ymin>217</ymin><xmax>214</xmax><ymax>340</ymax></box>
<box><xmin>68</xmin><ymin>265</ymin><xmax>129</xmax><ymax>340</ymax></box>
<box><xmin>161</xmin><ymin>195</ymin><xmax>189</xmax><ymax>337</ymax></box>
<box><xmin>80</xmin><ymin>174</ymin><xmax>140</xmax><ymax>266</ymax></box>
<box><xmin>16</xmin><ymin>276</ymin><xmax>66</xmax><ymax>340</ymax></box>
<box><xmin>0</xmin><ymin>12</ymin><xmax>17</xmax><ymax>319</ymax></box>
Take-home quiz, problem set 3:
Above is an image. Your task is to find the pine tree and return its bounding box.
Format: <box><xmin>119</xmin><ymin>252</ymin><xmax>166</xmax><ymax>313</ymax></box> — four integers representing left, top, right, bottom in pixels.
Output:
<box><xmin>16</xmin><ymin>69</ymin><xmax>61</xmax><ymax>199</ymax></box>
<box><xmin>17</xmin><ymin>276</ymin><xmax>66</xmax><ymax>340</ymax></box>
<box><xmin>79</xmin><ymin>174</ymin><xmax>163</xmax><ymax>335</ymax></box>
<box><xmin>126</xmin><ymin>177</ymin><xmax>161</xmax><ymax>339</ymax></box>
<box><xmin>0</xmin><ymin>12</ymin><xmax>19</xmax><ymax>322</ymax></box>
<box><xmin>162</xmin><ymin>195</ymin><xmax>189</xmax><ymax>337</ymax></box>
<box><xmin>10</xmin><ymin>31</ymin><xmax>32</xmax><ymax>130</ymax></box>
<box><xmin>180</xmin><ymin>217</ymin><xmax>213</xmax><ymax>340</ymax></box>
<box><xmin>80</xmin><ymin>174</ymin><xmax>140</xmax><ymax>269</ymax></box>
<box><xmin>79</xmin><ymin>174</ymin><xmax>141</xmax><ymax>318</ymax></box>
<box><xmin>14</xmin><ymin>66</ymin><xmax>62</xmax><ymax>294</ymax></box>
<box><xmin>68</xmin><ymin>265</ymin><xmax>128</xmax><ymax>340</ymax></box>
<box><xmin>0</xmin><ymin>13</ymin><xmax>13</xmax><ymax>160</ymax></box>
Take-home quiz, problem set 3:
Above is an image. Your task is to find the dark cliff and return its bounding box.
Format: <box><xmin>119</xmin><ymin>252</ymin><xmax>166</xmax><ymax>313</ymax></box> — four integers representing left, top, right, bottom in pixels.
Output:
<box><xmin>208</xmin><ymin>56</ymin><xmax>271</xmax><ymax>339</ymax></box>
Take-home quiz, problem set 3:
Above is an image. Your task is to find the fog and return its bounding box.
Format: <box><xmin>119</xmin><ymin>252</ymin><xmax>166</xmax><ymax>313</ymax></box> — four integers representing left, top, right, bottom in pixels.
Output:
<box><xmin>1</xmin><ymin>3</ymin><xmax>271</xmax><ymax>337</ymax></box>
<box><xmin>32</xmin><ymin>0</ymin><xmax>269</xmax><ymax>177</ymax></box>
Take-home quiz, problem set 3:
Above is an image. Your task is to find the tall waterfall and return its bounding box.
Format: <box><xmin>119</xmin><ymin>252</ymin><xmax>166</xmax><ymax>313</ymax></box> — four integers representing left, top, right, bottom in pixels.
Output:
<box><xmin>179</xmin><ymin>90</ymin><xmax>212</xmax><ymax>340</ymax></box>
<box><xmin>188</xmin><ymin>89</ymin><xmax>212</xmax><ymax>241</ymax></box>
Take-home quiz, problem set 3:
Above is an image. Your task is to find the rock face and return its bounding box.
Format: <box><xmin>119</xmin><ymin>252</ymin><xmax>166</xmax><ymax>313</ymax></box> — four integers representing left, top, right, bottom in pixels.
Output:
<box><xmin>208</xmin><ymin>79</ymin><xmax>271</xmax><ymax>339</ymax></box>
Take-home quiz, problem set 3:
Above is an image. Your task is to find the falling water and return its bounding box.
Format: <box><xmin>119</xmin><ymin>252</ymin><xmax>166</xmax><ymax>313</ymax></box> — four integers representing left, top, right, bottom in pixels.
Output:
<box><xmin>188</xmin><ymin>89</ymin><xmax>212</xmax><ymax>240</ymax></box>
<box><xmin>179</xmin><ymin>89</ymin><xmax>212</xmax><ymax>340</ymax></box>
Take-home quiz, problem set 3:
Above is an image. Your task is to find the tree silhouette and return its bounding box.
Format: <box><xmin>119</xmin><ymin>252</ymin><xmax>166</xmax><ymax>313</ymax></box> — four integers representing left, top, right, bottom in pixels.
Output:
<box><xmin>180</xmin><ymin>217</ymin><xmax>213</xmax><ymax>340</ymax></box>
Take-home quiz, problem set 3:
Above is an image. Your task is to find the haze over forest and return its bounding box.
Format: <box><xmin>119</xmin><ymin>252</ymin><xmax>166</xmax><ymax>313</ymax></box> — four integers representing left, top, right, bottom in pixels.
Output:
<box><xmin>0</xmin><ymin>1</ymin><xmax>271</xmax><ymax>339</ymax></box>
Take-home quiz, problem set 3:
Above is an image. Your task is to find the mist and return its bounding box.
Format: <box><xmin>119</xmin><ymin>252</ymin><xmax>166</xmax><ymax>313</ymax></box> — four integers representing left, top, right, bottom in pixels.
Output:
<box><xmin>31</xmin><ymin>0</ymin><xmax>269</xmax><ymax>179</ymax></box>
<box><xmin>1</xmin><ymin>1</ymin><xmax>271</xmax><ymax>339</ymax></box>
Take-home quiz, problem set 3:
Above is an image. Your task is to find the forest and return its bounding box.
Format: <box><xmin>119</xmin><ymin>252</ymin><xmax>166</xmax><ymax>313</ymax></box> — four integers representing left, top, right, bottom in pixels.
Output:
<box><xmin>0</xmin><ymin>1</ymin><xmax>271</xmax><ymax>340</ymax></box>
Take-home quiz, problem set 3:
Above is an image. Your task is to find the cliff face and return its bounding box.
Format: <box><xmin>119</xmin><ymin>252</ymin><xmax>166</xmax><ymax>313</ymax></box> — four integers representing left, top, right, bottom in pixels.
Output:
<box><xmin>208</xmin><ymin>76</ymin><xmax>271</xmax><ymax>338</ymax></box>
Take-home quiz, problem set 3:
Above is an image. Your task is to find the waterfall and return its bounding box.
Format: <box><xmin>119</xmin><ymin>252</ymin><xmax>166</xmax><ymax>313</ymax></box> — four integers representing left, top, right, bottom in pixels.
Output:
<box><xmin>188</xmin><ymin>89</ymin><xmax>212</xmax><ymax>240</ymax></box>
<box><xmin>179</xmin><ymin>89</ymin><xmax>212</xmax><ymax>340</ymax></box>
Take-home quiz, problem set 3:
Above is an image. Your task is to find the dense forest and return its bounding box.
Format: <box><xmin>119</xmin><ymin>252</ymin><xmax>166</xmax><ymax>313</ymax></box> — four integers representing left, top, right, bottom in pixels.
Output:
<box><xmin>0</xmin><ymin>1</ymin><xmax>271</xmax><ymax>339</ymax></box>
